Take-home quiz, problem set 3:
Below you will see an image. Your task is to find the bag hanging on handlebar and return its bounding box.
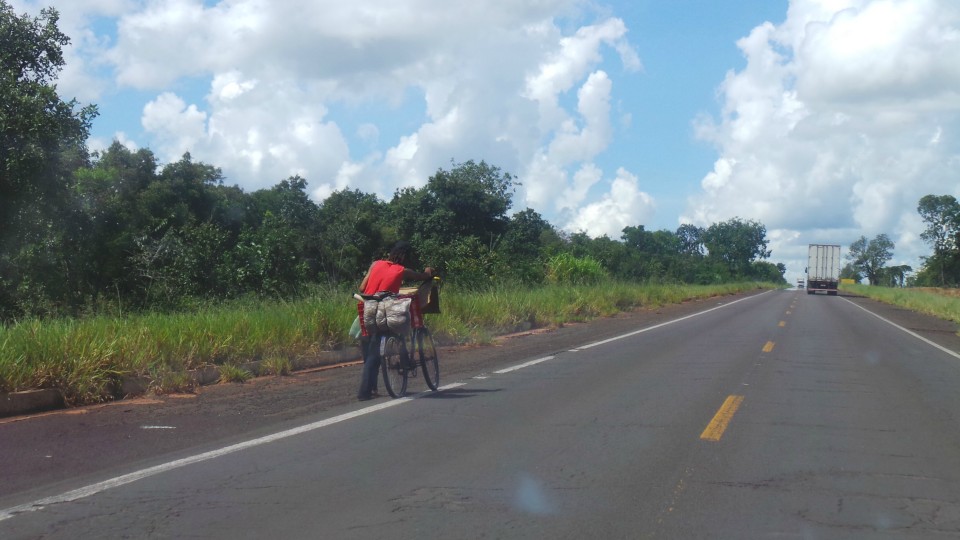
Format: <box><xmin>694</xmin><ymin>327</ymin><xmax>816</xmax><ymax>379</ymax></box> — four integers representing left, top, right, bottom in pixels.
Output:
<box><xmin>422</xmin><ymin>282</ymin><xmax>440</xmax><ymax>314</ymax></box>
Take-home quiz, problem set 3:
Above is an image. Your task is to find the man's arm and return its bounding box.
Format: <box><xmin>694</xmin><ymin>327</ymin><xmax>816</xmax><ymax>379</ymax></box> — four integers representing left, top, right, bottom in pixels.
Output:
<box><xmin>402</xmin><ymin>266</ymin><xmax>434</xmax><ymax>282</ymax></box>
<box><xmin>359</xmin><ymin>262</ymin><xmax>376</xmax><ymax>291</ymax></box>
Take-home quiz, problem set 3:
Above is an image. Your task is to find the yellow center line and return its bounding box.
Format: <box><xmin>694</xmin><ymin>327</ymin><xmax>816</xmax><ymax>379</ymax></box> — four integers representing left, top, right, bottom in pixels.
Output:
<box><xmin>778</xmin><ymin>321</ymin><xmax>786</xmax><ymax>327</ymax></box>
<box><xmin>700</xmin><ymin>395</ymin><xmax>745</xmax><ymax>442</ymax></box>
<box><xmin>763</xmin><ymin>341</ymin><xmax>775</xmax><ymax>352</ymax></box>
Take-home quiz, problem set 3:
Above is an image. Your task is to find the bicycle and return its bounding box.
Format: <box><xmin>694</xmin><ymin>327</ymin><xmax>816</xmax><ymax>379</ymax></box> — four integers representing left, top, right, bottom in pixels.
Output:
<box><xmin>354</xmin><ymin>277</ymin><xmax>441</xmax><ymax>398</ymax></box>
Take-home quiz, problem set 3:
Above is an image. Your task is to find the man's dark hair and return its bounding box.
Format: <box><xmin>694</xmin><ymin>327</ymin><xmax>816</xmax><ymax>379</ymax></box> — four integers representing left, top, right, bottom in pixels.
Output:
<box><xmin>387</xmin><ymin>241</ymin><xmax>413</xmax><ymax>264</ymax></box>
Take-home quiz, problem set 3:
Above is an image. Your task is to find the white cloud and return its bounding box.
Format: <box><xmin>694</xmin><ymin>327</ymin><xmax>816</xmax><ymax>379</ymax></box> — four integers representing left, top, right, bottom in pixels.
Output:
<box><xmin>141</xmin><ymin>92</ymin><xmax>208</xmax><ymax>158</ymax></box>
<box><xmin>566</xmin><ymin>168</ymin><xmax>655</xmax><ymax>237</ymax></box>
<box><xmin>685</xmin><ymin>0</ymin><xmax>960</xmax><ymax>277</ymax></box>
<box><xmin>521</xmin><ymin>68</ymin><xmax>621</xmax><ymax>220</ymax></box>
<box><xmin>524</xmin><ymin>17</ymin><xmax>639</xmax><ymax>133</ymax></box>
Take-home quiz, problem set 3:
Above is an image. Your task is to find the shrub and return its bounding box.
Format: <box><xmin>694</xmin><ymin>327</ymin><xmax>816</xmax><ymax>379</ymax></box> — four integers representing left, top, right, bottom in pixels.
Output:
<box><xmin>546</xmin><ymin>253</ymin><xmax>608</xmax><ymax>285</ymax></box>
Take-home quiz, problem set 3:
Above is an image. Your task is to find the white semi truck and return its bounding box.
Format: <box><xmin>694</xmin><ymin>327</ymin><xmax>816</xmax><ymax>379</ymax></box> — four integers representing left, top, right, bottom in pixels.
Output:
<box><xmin>806</xmin><ymin>244</ymin><xmax>841</xmax><ymax>295</ymax></box>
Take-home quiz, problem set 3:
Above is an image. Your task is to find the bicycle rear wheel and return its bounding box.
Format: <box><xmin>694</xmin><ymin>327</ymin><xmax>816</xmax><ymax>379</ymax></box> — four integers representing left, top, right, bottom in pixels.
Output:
<box><xmin>380</xmin><ymin>335</ymin><xmax>408</xmax><ymax>398</ymax></box>
<box><xmin>416</xmin><ymin>328</ymin><xmax>440</xmax><ymax>391</ymax></box>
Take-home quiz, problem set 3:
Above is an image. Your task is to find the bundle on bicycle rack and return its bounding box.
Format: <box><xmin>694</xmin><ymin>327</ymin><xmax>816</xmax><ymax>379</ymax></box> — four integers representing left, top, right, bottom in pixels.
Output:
<box><xmin>376</xmin><ymin>295</ymin><xmax>413</xmax><ymax>335</ymax></box>
<box><xmin>355</xmin><ymin>289</ymin><xmax>426</xmax><ymax>337</ymax></box>
<box><xmin>356</xmin><ymin>293</ymin><xmax>412</xmax><ymax>337</ymax></box>
<box><xmin>399</xmin><ymin>277</ymin><xmax>441</xmax><ymax>314</ymax></box>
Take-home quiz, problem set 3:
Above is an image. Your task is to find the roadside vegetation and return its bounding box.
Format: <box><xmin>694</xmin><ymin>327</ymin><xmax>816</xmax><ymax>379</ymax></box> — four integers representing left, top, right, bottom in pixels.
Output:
<box><xmin>842</xmin><ymin>284</ymin><xmax>960</xmax><ymax>325</ymax></box>
<box><xmin>0</xmin><ymin>281</ymin><xmax>777</xmax><ymax>405</ymax></box>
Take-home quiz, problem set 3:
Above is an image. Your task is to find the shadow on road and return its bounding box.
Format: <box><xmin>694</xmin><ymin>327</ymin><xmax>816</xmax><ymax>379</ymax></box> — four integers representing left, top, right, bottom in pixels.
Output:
<box><xmin>426</xmin><ymin>387</ymin><xmax>503</xmax><ymax>399</ymax></box>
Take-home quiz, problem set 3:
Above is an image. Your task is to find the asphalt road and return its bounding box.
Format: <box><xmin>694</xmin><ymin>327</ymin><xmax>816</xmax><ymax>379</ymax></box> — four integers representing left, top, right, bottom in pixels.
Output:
<box><xmin>2</xmin><ymin>289</ymin><xmax>960</xmax><ymax>538</ymax></box>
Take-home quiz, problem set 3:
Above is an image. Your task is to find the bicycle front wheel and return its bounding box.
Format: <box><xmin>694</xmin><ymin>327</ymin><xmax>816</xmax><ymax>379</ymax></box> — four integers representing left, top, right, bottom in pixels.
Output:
<box><xmin>380</xmin><ymin>335</ymin><xmax>408</xmax><ymax>398</ymax></box>
<box><xmin>416</xmin><ymin>328</ymin><xmax>440</xmax><ymax>391</ymax></box>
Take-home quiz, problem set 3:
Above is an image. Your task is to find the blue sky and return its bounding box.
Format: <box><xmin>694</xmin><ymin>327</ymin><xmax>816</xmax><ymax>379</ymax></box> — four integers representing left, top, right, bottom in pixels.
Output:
<box><xmin>11</xmin><ymin>0</ymin><xmax>960</xmax><ymax>281</ymax></box>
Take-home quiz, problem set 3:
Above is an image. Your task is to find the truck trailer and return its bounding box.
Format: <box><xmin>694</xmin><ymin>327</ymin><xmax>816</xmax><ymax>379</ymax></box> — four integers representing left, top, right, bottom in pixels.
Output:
<box><xmin>806</xmin><ymin>244</ymin><xmax>841</xmax><ymax>295</ymax></box>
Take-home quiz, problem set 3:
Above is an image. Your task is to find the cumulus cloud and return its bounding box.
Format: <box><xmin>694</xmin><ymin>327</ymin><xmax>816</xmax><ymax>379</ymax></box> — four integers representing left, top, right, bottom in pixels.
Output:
<box><xmin>141</xmin><ymin>92</ymin><xmax>208</xmax><ymax>157</ymax></box>
<box><xmin>565</xmin><ymin>167</ymin><xmax>655</xmax><ymax>237</ymax></box>
<box><xmin>685</xmin><ymin>0</ymin><xmax>960</xmax><ymax>276</ymax></box>
<box><xmin>516</xmin><ymin>16</ymin><xmax>645</xmax><ymax>237</ymax></box>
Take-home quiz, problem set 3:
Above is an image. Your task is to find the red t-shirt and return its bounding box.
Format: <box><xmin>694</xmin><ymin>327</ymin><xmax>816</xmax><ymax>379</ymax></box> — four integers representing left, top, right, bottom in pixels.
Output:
<box><xmin>362</xmin><ymin>260</ymin><xmax>405</xmax><ymax>295</ymax></box>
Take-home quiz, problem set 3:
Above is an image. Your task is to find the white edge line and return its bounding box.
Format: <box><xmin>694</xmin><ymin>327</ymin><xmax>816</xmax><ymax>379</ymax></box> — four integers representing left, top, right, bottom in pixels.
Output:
<box><xmin>578</xmin><ymin>290</ymin><xmax>772</xmax><ymax>350</ymax></box>
<box><xmin>0</xmin><ymin>387</ymin><xmax>452</xmax><ymax>522</ymax></box>
<box><xmin>842</xmin><ymin>297</ymin><xmax>960</xmax><ymax>361</ymax></box>
<box><xmin>492</xmin><ymin>291</ymin><xmax>772</xmax><ymax>369</ymax></box>
<box><xmin>494</xmin><ymin>356</ymin><xmax>556</xmax><ymax>374</ymax></box>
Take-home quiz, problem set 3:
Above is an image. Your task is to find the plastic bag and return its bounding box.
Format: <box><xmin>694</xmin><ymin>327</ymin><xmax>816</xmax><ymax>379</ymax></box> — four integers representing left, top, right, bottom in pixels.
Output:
<box><xmin>348</xmin><ymin>316</ymin><xmax>361</xmax><ymax>339</ymax></box>
<box><xmin>362</xmin><ymin>299</ymin><xmax>379</xmax><ymax>335</ymax></box>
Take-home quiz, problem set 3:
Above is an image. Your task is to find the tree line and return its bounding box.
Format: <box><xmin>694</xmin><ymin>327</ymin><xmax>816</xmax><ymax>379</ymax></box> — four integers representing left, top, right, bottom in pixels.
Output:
<box><xmin>0</xmin><ymin>2</ymin><xmax>786</xmax><ymax>322</ymax></box>
<box><xmin>1</xmin><ymin>141</ymin><xmax>786</xmax><ymax>321</ymax></box>
<box><xmin>841</xmin><ymin>195</ymin><xmax>960</xmax><ymax>288</ymax></box>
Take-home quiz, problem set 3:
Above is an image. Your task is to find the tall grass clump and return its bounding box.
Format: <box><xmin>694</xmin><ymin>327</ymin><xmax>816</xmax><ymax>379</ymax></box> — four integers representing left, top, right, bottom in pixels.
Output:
<box><xmin>546</xmin><ymin>253</ymin><xmax>608</xmax><ymax>285</ymax></box>
<box><xmin>843</xmin><ymin>284</ymin><xmax>960</xmax><ymax>324</ymax></box>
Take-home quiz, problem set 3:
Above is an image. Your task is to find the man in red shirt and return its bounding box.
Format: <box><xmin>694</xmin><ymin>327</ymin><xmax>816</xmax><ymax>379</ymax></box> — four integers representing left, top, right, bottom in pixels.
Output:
<box><xmin>357</xmin><ymin>241</ymin><xmax>434</xmax><ymax>401</ymax></box>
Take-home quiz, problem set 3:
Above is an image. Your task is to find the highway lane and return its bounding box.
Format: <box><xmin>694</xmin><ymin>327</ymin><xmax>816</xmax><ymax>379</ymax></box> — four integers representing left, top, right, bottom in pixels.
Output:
<box><xmin>2</xmin><ymin>289</ymin><xmax>960</xmax><ymax>538</ymax></box>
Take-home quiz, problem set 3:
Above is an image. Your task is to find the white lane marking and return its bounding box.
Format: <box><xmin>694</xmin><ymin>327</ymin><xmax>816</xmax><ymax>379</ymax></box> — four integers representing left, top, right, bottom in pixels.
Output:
<box><xmin>494</xmin><ymin>291</ymin><xmax>773</xmax><ymax>371</ymax></box>
<box><xmin>494</xmin><ymin>356</ymin><xmax>556</xmax><ymax>374</ymax></box>
<box><xmin>0</xmin><ymin>387</ymin><xmax>453</xmax><ymax>522</ymax></box>
<box><xmin>577</xmin><ymin>291</ymin><xmax>772</xmax><ymax>350</ymax></box>
<box><xmin>842</xmin><ymin>298</ymin><xmax>960</xmax><ymax>361</ymax></box>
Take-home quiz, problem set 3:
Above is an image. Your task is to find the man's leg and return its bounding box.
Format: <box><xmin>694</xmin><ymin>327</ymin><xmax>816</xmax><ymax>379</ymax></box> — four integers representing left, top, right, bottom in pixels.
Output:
<box><xmin>357</xmin><ymin>333</ymin><xmax>380</xmax><ymax>400</ymax></box>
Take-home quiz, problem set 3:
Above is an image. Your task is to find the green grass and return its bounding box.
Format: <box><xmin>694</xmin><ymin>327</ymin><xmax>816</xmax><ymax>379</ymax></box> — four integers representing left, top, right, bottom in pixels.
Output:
<box><xmin>842</xmin><ymin>284</ymin><xmax>960</xmax><ymax>325</ymax></box>
<box><xmin>260</xmin><ymin>356</ymin><xmax>293</xmax><ymax>376</ymax></box>
<box><xmin>218</xmin><ymin>363</ymin><xmax>254</xmax><ymax>384</ymax></box>
<box><xmin>0</xmin><ymin>281</ymin><xmax>777</xmax><ymax>405</ymax></box>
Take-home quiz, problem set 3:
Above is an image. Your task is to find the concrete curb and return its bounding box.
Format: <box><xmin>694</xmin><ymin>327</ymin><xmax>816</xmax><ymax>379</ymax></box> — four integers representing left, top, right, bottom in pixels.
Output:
<box><xmin>0</xmin><ymin>389</ymin><xmax>65</xmax><ymax>417</ymax></box>
<box><xmin>0</xmin><ymin>348</ymin><xmax>361</xmax><ymax>419</ymax></box>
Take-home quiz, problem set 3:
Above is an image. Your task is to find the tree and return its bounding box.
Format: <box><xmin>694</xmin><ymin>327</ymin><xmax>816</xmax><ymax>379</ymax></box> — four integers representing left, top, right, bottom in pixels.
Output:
<box><xmin>840</xmin><ymin>263</ymin><xmax>863</xmax><ymax>283</ymax></box>
<box><xmin>702</xmin><ymin>218</ymin><xmax>771</xmax><ymax>279</ymax></box>
<box><xmin>917</xmin><ymin>195</ymin><xmax>960</xmax><ymax>286</ymax></box>
<box><xmin>676</xmin><ymin>224</ymin><xmax>705</xmax><ymax>257</ymax></box>
<box><xmin>751</xmin><ymin>261</ymin><xmax>787</xmax><ymax>284</ymax></box>
<box><xmin>0</xmin><ymin>2</ymin><xmax>98</xmax><ymax>319</ymax></box>
<box><xmin>1</xmin><ymin>3</ymin><xmax>96</xmax><ymax>222</ymax></box>
<box><xmin>72</xmin><ymin>143</ymin><xmax>161</xmax><ymax>298</ymax></box>
<box><xmin>619</xmin><ymin>225</ymin><xmax>683</xmax><ymax>281</ymax></box>
<box><xmin>428</xmin><ymin>160</ymin><xmax>514</xmax><ymax>243</ymax></box>
<box><xmin>882</xmin><ymin>265</ymin><xmax>913</xmax><ymax>288</ymax></box>
<box><xmin>392</xmin><ymin>160</ymin><xmax>515</xmax><ymax>246</ymax></box>
<box><xmin>847</xmin><ymin>234</ymin><xmax>895</xmax><ymax>286</ymax></box>
<box><xmin>498</xmin><ymin>208</ymin><xmax>557</xmax><ymax>284</ymax></box>
<box><xmin>317</xmin><ymin>188</ymin><xmax>388</xmax><ymax>284</ymax></box>
<box><xmin>388</xmin><ymin>160</ymin><xmax>517</xmax><ymax>285</ymax></box>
